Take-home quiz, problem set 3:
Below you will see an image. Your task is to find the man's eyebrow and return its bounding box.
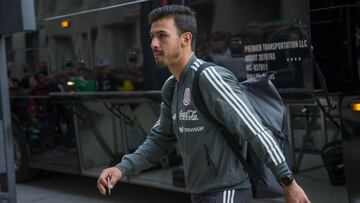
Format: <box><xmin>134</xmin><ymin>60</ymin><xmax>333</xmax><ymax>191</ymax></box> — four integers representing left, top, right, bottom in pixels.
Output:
<box><xmin>149</xmin><ymin>30</ymin><xmax>168</xmax><ymax>35</ymax></box>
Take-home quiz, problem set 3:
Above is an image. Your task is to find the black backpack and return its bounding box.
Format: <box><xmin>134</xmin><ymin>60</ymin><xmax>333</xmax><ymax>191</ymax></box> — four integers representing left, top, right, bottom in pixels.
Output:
<box><xmin>165</xmin><ymin>62</ymin><xmax>290</xmax><ymax>199</ymax></box>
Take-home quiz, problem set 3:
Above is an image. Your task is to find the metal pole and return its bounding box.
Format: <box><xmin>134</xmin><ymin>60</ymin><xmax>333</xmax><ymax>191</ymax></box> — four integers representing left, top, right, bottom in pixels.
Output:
<box><xmin>0</xmin><ymin>35</ymin><xmax>17</xmax><ymax>202</ymax></box>
<box><xmin>319</xmin><ymin>107</ymin><xmax>328</xmax><ymax>145</ymax></box>
<box><xmin>120</xmin><ymin>105</ymin><xmax>130</xmax><ymax>154</ymax></box>
<box><xmin>286</xmin><ymin>104</ymin><xmax>296</xmax><ymax>171</ymax></box>
<box><xmin>44</xmin><ymin>0</ymin><xmax>149</xmax><ymax>21</ymax></box>
<box><xmin>73</xmin><ymin>105</ymin><xmax>85</xmax><ymax>174</ymax></box>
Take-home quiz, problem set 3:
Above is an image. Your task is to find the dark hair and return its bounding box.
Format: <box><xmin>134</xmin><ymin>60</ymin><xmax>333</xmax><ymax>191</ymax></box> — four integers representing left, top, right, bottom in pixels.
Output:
<box><xmin>149</xmin><ymin>5</ymin><xmax>197</xmax><ymax>50</ymax></box>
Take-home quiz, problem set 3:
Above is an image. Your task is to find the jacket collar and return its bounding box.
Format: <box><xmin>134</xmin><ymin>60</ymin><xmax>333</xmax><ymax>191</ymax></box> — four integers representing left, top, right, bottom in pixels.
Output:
<box><xmin>178</xmin><ymin>53</ymin><xmax>197</xmax><ymax>83</ymax></box>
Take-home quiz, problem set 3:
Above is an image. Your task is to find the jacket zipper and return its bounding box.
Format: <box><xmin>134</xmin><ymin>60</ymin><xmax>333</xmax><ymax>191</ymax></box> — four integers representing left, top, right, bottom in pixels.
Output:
<box><xmin>176</xmin><ymin>82</ymin><xmax>180</xmax><ymax>135</ymax></box>
<box><xmin>175</xmin><ymin>83</ymin><xmax>190</xmax><ymax>163</ymax></box>
<box><xmin>175</xmin><ymin>82</ymin><xmax>181</xmax><ymax>140</ymax></box>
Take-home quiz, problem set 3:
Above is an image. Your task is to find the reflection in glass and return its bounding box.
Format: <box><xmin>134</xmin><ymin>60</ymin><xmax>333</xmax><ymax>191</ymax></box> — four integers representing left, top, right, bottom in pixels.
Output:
<box><xmin>191</xmin><ymin>0</ymin><xmax>312</xmax><ymax>90</ymax></box>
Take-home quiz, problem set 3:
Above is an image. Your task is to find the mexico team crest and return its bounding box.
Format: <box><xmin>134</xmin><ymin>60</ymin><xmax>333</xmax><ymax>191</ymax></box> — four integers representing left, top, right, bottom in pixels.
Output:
<box><xmin>183</xmin><ymin>88</ymin><xmax>191</xmax><ymax>106</ymax></box>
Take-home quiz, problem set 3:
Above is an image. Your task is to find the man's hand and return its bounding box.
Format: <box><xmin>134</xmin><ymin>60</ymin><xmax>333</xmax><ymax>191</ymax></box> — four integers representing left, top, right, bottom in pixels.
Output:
<box><xmin>97</xmin><ymin>167</ymin><xmax>123</xmax><ymax>195</ymax></box>
<box><xmin>283</xmin><ymin>180</ymin><xmax>311</xmax><ymax>203</ymax></box>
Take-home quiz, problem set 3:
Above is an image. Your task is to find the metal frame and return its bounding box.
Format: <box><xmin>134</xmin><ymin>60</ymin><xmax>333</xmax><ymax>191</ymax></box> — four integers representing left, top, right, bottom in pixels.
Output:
<box><xmin>0</xmin><ymin>36</ymin><xmax>16</xmax><ymax>203</ymax></box>
<box><xmin>286</xmin><ymin>99</ymin><xmax>331</xmax><ymax>173</ymax></box>
<box><xmin>49</xmin><ymin>92</ymin><xmax>189</xmax><ymax>192</ymax></box>
<box><xmin>61</xmin><ymin>93</ymin><xmax>153</xmax><ymax>170</ymax></box>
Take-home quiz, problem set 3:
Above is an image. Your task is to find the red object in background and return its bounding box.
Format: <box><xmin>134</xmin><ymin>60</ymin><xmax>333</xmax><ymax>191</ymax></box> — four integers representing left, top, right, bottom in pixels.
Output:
<box><xmin>38</xmin><ymin>61</ymin><xmax>48</xmax><ymax>71</ymax></box>
<box><xmin>161</xmin><ymin>0</ymin><xmax>168</xmax><ymax>6</ymax></box>
<box><xmin>27</xmin><ymin>99</ymin><xmax>36</xmax><ymax>117</ymax></box>
<box><xmin>30</xmin><ymin>88</ymin><xmax>48</xmax><ymax>96</ymax></box>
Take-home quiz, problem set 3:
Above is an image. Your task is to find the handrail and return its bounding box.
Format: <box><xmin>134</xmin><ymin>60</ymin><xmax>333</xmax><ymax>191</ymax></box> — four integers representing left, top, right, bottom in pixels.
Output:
<box><xmin>10</xmin><ymin>95</ymin><xmax>50</xmax><ymax>100</ymax></box>
<box><xmin>10</xmin><ymin>91</ymin><xmax>162</xmax><ymax>101</ymax></box>
<box><xmin>49</xmin><ymin>91</ymin><xmax>162</xmax><ymax>102</ymax></box>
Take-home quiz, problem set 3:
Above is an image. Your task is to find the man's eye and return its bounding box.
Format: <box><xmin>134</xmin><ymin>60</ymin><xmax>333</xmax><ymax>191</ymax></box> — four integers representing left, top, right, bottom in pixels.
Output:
<box><xmin>159</xmin><ymin>34</ymin><xmax>166</xmax><ymax>39</ymax></box>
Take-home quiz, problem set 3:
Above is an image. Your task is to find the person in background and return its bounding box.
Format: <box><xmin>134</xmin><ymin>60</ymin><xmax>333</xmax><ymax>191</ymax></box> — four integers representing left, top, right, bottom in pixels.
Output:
<box><xmin>208</xmin><ymin>31</ymin><xmax>232</xmax><ymax>64</ymax></box>
<box><xmin>127</xmin><ymin>49</ymin><xmax>145</xmax><ymax>90</ymax></box>
<box><xmin>28</xmin><ymin>71</ymin><xmax>49</xmax><ymax>96</ymax></box>
<box><xmin>9</xmin><ymin>78</ymin><xmax>22</xmax><ymax>96</ymax></box>
<box><xmin>73</xmin><ymin>64</ymin><xmax>96</xmax><ymax>92</ymax></box>
<box><xmin>95</xmin><ymin>60</ymin><xmax>113</xmax><ymax>91</ymax></box>
<box><xmin>111</xmin><ymin>68</ymin><xmax>135</xmax><ymax>92</ymax></box>
<box><xmin>20</xmin><ymin>68</ymin><xmax>31</xmax><ymax>90</ymax></box>
<box><xmin>29</xmin><ymin>75</ymin><xmax>40</xmax><ymax>96</ymax></box>
<box><xmin>48</xmin><ymin>72</ymin><xmax>64</xmax><ymax>93</ymax></box>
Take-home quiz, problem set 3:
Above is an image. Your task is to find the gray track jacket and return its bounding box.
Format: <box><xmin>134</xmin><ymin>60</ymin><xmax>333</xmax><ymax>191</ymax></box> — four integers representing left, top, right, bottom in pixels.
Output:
<box><xmin>116</xmin><ymin>54</ymin><xmax>292</xmax><ymax>194</ymax></box>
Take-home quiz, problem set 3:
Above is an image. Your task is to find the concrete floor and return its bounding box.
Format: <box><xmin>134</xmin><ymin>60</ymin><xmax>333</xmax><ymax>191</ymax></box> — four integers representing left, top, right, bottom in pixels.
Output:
<box><xmin>16</xmin><ymin>154</ymin><xmax>348</xmax><ymax>203</ymax></box>
<box><xmin>16</xmin><ymin>172</ymin><xmax>190</xmax><ymax>203</ymax></box>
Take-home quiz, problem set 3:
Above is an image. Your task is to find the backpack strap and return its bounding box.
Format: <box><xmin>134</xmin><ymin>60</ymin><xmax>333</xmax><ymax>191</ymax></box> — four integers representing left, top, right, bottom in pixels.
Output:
<box><xmin>192</xmin><ymin>62</ymin><xmax>262</xmax><ymax>184</ymax></box>
<box><xmin>192</xmin><ymin>62</ymin><xmax>217</xmax><ymax>124</ymax></box>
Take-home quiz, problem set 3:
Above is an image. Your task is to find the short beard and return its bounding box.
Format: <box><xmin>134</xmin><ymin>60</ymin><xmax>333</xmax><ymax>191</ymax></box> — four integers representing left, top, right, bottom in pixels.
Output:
<box><xmin>155</xmin><ymin>44</ymin><xmax>181</xmax><ymax>69</ymax></box>
<box><xmin>166</xmin><ymin>44</ymin><xmax>181</xmax><ymax>66</ymax></box>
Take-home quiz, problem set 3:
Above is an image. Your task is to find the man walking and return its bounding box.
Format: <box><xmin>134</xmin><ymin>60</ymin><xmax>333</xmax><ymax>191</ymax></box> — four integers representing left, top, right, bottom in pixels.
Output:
<box><xmin>97</xmin><ymin>5</ymin><xmax>310</xmax><ymax>203</ymax></box>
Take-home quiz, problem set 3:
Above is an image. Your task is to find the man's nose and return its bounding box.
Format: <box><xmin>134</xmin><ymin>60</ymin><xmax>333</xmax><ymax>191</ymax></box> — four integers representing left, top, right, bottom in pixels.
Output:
<box><xmin>151</xmin><ymin>38</ymin><xmax>159</xmax><ymax>50</ymax></box>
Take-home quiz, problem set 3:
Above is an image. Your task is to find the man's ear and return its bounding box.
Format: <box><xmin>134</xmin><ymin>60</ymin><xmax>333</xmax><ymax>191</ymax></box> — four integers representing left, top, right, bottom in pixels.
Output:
<box><xmin>181</xmin><ymin>32</ymin><xmax>192</xmax><ymax>48</ymax></box>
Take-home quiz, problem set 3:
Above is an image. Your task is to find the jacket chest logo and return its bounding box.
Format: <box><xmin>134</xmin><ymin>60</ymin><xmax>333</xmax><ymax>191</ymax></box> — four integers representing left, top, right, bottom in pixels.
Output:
<box><xmin>183</xmin><ymin>88</ymin><xmax>191</xmax><ymax>106</ymax></box>
<box><xmin>179</xmin><ymin>109</ymin><xmax>199</xmax><ymax>121</ymax></box>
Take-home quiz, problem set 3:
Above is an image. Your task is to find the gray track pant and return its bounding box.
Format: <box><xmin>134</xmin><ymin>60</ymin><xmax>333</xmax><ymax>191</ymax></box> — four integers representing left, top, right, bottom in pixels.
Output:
<box><xmin>191</xmin><ymin>188</ymin><xmax>252</xmax><ymax>203</ymax></box>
